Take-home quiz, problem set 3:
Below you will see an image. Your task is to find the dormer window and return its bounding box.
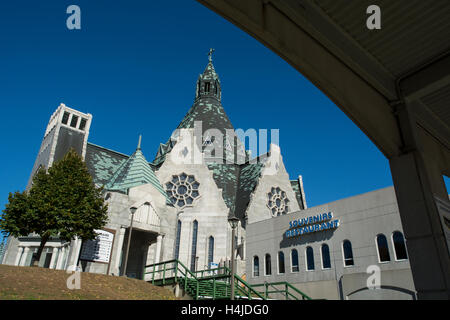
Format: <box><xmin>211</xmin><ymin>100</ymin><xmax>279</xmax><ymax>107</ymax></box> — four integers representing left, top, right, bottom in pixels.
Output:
<box><xmin>204</xmin><ymin>82</ymin><xmax>210</xmax><ymax>93</ymax></box>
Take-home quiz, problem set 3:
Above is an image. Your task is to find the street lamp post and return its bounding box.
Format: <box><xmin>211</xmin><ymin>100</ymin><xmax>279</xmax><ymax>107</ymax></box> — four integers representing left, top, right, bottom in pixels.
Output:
<box><xmin>122</xmin><ymin>206</ymin><xmax>137</xmax><ymax>277</ymax></box>
<box><xmin>228</xmin><ymin>216</ymin><xmax>239</xmax><ymax>300</ymax></box>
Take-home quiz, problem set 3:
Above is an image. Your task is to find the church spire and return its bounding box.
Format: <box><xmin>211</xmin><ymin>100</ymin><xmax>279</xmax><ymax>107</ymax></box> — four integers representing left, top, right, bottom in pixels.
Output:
<box><xmin>208</xmin><ymin>48</ymin><xmax>215</xmax><ymax>62</ymax></box>
<box><xmin>137</xmin><ymin>134</ymin><xmax>142</xmax><ymax>150</ymax></box>
<box><xmin>195</xmin><ymin>49</ymin><xmax>221</xmax><ymax>101</ymax></box>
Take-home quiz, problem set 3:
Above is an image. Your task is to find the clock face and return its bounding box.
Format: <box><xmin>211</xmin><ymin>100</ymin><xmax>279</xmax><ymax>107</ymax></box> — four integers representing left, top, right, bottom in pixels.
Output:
<box><xmin>165</xmin><ymin>173</ymin><xmax>200</xmax><ymax>208</ymax></box>
<box><xmin>267</xmin><ymin>187</ymin><xmax>289</xmax><ymax>217</ymax></box>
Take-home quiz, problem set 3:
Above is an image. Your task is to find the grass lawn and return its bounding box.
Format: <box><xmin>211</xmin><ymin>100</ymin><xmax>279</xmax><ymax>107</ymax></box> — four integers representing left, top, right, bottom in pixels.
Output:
<box><xmin>0</xmin><ymin>264</ymin><xmax>177</xmax><ymax>300</ymax></box>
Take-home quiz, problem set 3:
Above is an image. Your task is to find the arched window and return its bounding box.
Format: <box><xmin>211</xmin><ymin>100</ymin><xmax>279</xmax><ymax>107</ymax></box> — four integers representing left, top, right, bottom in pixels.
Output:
<box><xmin>306</xmin><ymin>247</ymin><xmax>315</xmax><ymax>271</ymax></box>
<box><xmin>205</xmin><ymin>82</ymin><xmax>210</xmax><ymax>93</ymax></box>
<box><xmin>265</xmin><ymin>254</ymin><xmax>272</xmax><ymax>275</ymax></box>
<box><xmin>208</xmin><ymin>236</ymin><xmax>214</xmax><ymax>267</ymax></box>
<box><xmin>392</xmin><ymin>231</ymin><xmax>408</xmax><ymax>260</ymax></box>
<box><xmin>291</xmin><ymin>249</ymin><xmax>299</xmax><ymax>272</ymax></box>
<box><xmin>376</xmin><ymin>234</ymin><xmax>391</xmax><ymax>262</ymax></box>
<box><xmin>190</xmin><ymin>220</ymin><xmax>198</xmax><ymax>271</ymax></box>
<box><xmin>174</xmin><ymin>220</ymin><xmax>182</xmax><ymax>259</ymax></box>
<box><xmin>253</xmin><ymin>256</ymin><xmax>259</xmax><ymax>277</ymax></box>
<box><xmin>342</xmin><ymin>240</ymin><xmax>354</xmax><ymax>266</ymax></box>
<box><xmin>278</xmin><ymin>251</ymin><xmax>285</xmax><ymax>274</ymax></box>
<box><xmin>321</xmin><ymin>244</ymin><xmax>331</xmax><ymax>269</ymax></box>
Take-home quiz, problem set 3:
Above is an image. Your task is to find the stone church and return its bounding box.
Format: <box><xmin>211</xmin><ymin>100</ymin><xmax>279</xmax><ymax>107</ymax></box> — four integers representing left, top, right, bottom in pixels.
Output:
<box><xmin>2</xmin><ymin>53</ymin><xmax>307</xmax><ymax>279</ymax></box>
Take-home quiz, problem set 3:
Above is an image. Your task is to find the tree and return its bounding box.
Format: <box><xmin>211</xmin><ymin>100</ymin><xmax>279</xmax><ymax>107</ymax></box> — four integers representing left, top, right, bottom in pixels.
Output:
<box><xmin>0</xmin><ymin>149</ymin><xmax>108</xmax><ymax>267</ymax></box>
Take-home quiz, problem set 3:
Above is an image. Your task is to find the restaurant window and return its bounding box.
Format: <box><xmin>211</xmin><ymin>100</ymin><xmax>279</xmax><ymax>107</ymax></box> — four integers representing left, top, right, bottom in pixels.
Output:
<box><xmin>342</xmin><ymin>240</ymin><xmax>354</xmax><ymax>266</ymax></box>
<box><xmin>376</xmin><ymin>234</ymin><xmax>391</xmax><ymax>262</ymax></box>
<box><xmin>321</xmin><ymin>244</ymin><xmax>331</xmax><ymax>269</ymax></box>
<box><xmin>392</xmin><ymin>231</ymin><xmax>408</xmax><ymax>261</ymax></box>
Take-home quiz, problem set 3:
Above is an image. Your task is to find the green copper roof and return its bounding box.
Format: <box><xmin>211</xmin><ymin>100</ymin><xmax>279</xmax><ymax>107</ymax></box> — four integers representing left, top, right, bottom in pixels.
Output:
<box><xmin>148</xmin><ymin>57</ymin><xmax>263</xmax><ymax>215</ymax></box>
<box><xmin>207</xmin><ymin>160</ymin><xmax>264</xmax><ymax>219</ymax></box>
<box><xmin>201</xmin><ymin>61</ymin><xmax>219</xmax><ymax>81</ymax></box>
<box><xmin>85</xmin><ymin>143</ymin><xmax>129</xmax><ymax>186</ymax></box>
<box><xmin>105</xmin><ymin>146</ymin><xmax>170</xmax><ymax>202</ymax></box>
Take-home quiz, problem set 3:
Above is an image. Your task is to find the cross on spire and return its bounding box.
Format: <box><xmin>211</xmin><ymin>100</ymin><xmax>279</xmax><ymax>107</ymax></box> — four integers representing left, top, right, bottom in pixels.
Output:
<box><xmin>208</xmin><ymin>48</ymin><xmax>215</xmax><ymax>62</ymax></box>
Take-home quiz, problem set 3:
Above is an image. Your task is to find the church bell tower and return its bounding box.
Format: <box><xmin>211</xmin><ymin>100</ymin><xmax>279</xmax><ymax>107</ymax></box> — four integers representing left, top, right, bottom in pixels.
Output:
<box><xmin>26</xmin><ymin>103</ymin><xmax>92</xmax><ymax>189</ymax></box>
<box><xmin>195</xmin><ymin>48</ymin><xmax>222</xmax><ymax>102</ymax></box>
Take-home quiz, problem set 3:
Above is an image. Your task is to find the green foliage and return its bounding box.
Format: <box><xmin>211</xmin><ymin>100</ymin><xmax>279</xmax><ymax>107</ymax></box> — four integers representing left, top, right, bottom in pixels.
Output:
<box><xmin>0</xmin><ymin>149</ymin><xmax>108</xmax><ymax>242</ymax></box>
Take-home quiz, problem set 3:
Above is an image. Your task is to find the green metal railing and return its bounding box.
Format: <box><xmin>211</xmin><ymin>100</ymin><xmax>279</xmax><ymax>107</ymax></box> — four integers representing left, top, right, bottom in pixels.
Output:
<box><xmin>251</xmin><ymin>281</ymin><xmax>312</xmax><ymax>300</ymax></box>
<box><xmin>144</xmin><ymin>260</ymin><xmax>312</xmax><ymax>300</ymax></box>
<box><xmin>144</xmin><ymin>260</ymin><xmax>199</xmax><ymax>298</ymax></box>
<box><xmin>144</xmin><ymin>259</ymin><xmax>266</xmax><ymax>300</ymax></box>
<box><xmin>143</xmin><ymin>260</ymin><xmax>265</xmax><ymax>300</ymax></box>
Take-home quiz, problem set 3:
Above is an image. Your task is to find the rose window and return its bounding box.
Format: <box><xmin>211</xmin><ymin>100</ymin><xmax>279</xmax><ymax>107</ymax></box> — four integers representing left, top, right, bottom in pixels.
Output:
<box><xmin>165</xmin><ymin>173</ymin><xmax>200</xmax><ymax>208</ymax></box>
<box><xmin>267</xmin><ymin>187</ymin><xmax>289</xmax><ymax>217</ymax></box>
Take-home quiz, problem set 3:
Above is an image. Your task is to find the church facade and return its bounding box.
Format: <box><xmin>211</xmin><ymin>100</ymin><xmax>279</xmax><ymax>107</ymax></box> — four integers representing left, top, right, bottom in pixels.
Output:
<box><xmin>2</xmin><ymin>55</ymin><xmax>307</xmax><ymax>280</ymax></box>
<box><xmin>2</xmin><ymin>54</ymin><xmax>419</xmax><ymax>299</ymax></box>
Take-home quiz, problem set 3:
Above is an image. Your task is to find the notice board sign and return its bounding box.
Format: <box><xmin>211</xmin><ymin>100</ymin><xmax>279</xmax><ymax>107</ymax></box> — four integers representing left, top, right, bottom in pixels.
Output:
<box><xmin>79</xmin><ymin>229</ymin><xmax>114</xmax><ymax>263</ymax></box>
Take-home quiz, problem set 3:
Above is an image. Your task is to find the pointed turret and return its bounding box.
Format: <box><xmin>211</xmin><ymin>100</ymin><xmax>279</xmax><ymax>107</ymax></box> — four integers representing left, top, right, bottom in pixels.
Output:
<box><xmin>177</xmin><ymin>50</ymin><xmax>234</xmax><ymax>134</ymax></box>
<box><xmin>195</xmin><ymin>48</ymin><xmax>221</xmax><ymax>102</ymax></box>
<box><xmin>105</xmin><ymin>136</ymin><xmax>170</xmax><ymax>201</ymax></box>
<box><xmin>152</xmin><ymin>50</ymin><xmax>247</xmax><ymax>166</ymax></box>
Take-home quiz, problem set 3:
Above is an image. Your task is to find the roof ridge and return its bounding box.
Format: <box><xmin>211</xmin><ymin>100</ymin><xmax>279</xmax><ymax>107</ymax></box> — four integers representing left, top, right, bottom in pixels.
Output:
<box><xmin>87</xmin><ymin>142</ymin><xmax>130</xmax><ymax>158</ymax></box>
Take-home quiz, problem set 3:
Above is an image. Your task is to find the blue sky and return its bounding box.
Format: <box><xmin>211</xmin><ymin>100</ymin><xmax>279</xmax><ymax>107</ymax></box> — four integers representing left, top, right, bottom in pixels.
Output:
<box><xmin>0</xmin><ymin>1</ymin><xmax>448</xmax><ymax>242</ymax></box>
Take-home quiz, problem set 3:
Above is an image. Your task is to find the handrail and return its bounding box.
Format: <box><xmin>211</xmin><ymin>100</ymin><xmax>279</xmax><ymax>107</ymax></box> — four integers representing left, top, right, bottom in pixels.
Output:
<box><xmin>144</xmin><ymin>259</ymin><xmax>201</xmax><ymax>299</ymax></box>
<box><xmin>285</xmin><ymin>282</ymin><xmax>312</xmax><ymax>300</ymax></box>
<box><xmin>236</xmin><ymin>275</ymin><xmax>265</xmax><ymax>300</ymax></box>
<box><xmin>220</xmin><ymin>265</ymin><xmax>266</xmax><ymax>300</ymax></box>
<box><xmin>145</xmin><ymin>260</ymin><xmax>305</xmax><ymax>300</ymax></box>
<box><xmin>194</xmin><ymin>266</ymin><xmax>230</xmax><ymax>278</ymax></box>
<box><xmin>251</xmin><ymin>281</ymin><xmax>312</xmax><ymax>300</ymax></box>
